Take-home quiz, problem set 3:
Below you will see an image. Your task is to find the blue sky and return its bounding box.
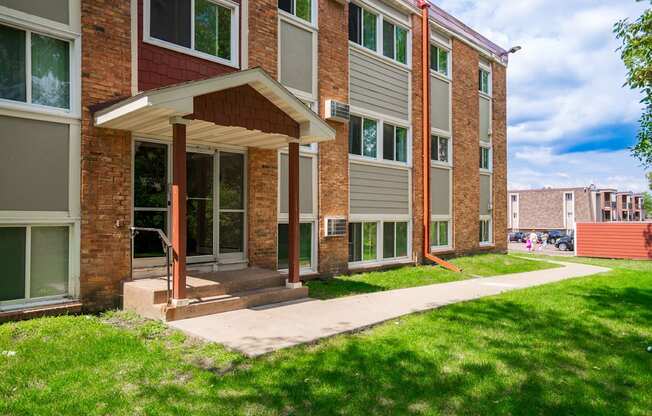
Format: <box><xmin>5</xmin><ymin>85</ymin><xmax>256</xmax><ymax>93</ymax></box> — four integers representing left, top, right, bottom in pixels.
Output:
<box><xmin>436</xmin><ymin>0</ymin><xmax>650</xmax><ymax>192</ymax></box>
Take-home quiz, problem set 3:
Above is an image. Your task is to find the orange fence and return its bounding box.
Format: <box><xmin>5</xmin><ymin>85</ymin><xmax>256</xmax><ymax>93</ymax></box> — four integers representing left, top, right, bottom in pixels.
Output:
<box><xmin>576</xmin><ymin>222</ymin><xmax>652</xmax><ymax>260</ymax></box>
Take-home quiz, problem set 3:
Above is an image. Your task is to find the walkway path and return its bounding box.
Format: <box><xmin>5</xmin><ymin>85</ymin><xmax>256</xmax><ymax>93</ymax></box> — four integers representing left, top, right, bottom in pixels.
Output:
<box><xmin>169</xmin><ymin>260</ymin><xmax>609</xmax><ymax>356</ymax></box>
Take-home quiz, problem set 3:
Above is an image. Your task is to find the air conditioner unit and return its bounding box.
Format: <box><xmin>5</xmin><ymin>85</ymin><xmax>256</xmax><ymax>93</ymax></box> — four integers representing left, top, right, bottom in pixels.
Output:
<box><xmin>324</xmin><ymin>218</ymin><xmax>347</xmax><ymax>237</ymax></box>
<box><xmin>324</xmin><ymin>100</ymin><xmax>350</xmax><ymax>123</ymax></box>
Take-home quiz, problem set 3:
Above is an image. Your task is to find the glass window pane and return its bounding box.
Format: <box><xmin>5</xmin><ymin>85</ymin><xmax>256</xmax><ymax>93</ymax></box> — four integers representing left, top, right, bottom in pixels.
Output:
<box><xmin>187</xmin><ymin>153</ymin><xmax>213</xmax><ymax>257</ymax></box>
<box><xmin>219</xmin><ymin>152</ymin><xmax>244</xmax><ymax>210</ymax></box>
<box><xmin>430</xmin><ymin>45</ymin><xmax>437</xmax><ymax>71</ymax></box>
<box><xmin>348</xmin><ymin>3</ymin><xmax>361</xmax><ymax>44</ymax></box>
<box><xmin>383</xmin><ymin>123</ymin><xmax>395</xmax><ymax>161</ymax></box>
<box><xmin>134</xmin><ymin>211</ymin><xmax>167</xmax><ymax>258</ymax></box>
<box><xmin>439</xmin><ymin>137</ymin><xmax>448</xmax><ymax>162</ymax></box>
<box><xmin>0</xmin><ymin>25</ymin><xmax>26</xmax><ymax>102</ymax></box>
<box><xmin>31</xmin><ymin>33</ymin><xmax>70</xmax><ymax>109</ymax></box>
<box><xmin>278</xmin><ymin>223</ymin><xmax>289</xmax><ymax>269</ymax></box>
<box><xmin>134</xmin><ymin>142</ymin><xmax>168</xmax><ymax>208</ymax></box>
<box><xmin>438</xmin><ymin>49</ymin><xmax>448</xmax><ymax>76</ymax></box>
<box><xmin>279</xmin><ymin>223</ymin><xmax>312</xmax><ymax>269</ymax></box>
<box><xmin>396</xmin><ymin>26</ymin><xmax>407</xmax><ymax>64</ymax></box>
<box><xmin>349</xmin><ymin>115</ymin><xmax>362</xmax><ymax>155</ymax></box>
<box><xmin>30</xmin><ymin>227</ymin><xmax>68</xmax><ymax>298</ymax></box>
<box><xmin>217</xmin><ymin>5</ymin><xmax>231</xmax><ymax>59</ymax></box>
<box><xmin>150</xmin><ymin>0</ymin><xmax>191</xmax><ymax>48</ymax></box>
<box><xmin>296</xmin><ymin>0</ymin><xmax>311</xmax><ymax>22</ymax></box>
<box><xmin>431</xmin><ymin>136</ymin><xmax>439</xmax><ymax>161</ymax></box>
<box><xmin>362</xmin><ymin>118</ymin><xmax>377</xmax><ymax>158</ymax></box>
<box><xmin>383</xmin><ymin>222</ymin><xmax>395</xmax><ymax>259</ymax></box>
<box><xmin>348</xmin><ymin>222</ymin><xmax>362</xmax><ymax>262</ymax></box>
<box><xmin>278</xmin><ymin>0</ymin><xmax>293</xmax><ymax>14</ymax></box>
<box><xmin>219</xmin><ymin>212</ymin><xmax>244</xmax><ymax>253</ymax></box>
<box><xmin>195</xmin><ymin>0</ymin><xmax>217</xmax><ymax>56</ymax></box>
<box><xmin>363</xmin><ymin>9</ymin><xmax>377</xmax><ymax>51</ymax></box>
<box><xmin>363</xmin><ymin>222</ymin><xmax>377</xmax><ymax>261</ymax></box>
<box><xmin>396</xmin><ymin>222</ymin><xmax>408</xmax><ymax>256</ymax></box>
<box><xmin>0</xmin><ymin>227</ymin><xmax>26</xmax><ymax>301</ymax></box>
<box><xmin>439</xmin><ymin>221</ymin><xmax>448</xmax><ymax>246</ymax></box>
<box><xmin>382</xmin><ymin>20</ymin><xmax>394</xmax><ymax>59</ymax></box>
<box><xmin>396</xmin><ymin>127</ymin><xmax>407</xmax><ymax>162</ymax></box>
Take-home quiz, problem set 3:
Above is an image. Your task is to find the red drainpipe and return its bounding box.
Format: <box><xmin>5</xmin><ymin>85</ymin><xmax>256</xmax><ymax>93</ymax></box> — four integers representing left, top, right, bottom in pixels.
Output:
<box><xmin>418</xmin><ymin>0</ymin><xmax>461</xmax><ymax>273</ymax></box>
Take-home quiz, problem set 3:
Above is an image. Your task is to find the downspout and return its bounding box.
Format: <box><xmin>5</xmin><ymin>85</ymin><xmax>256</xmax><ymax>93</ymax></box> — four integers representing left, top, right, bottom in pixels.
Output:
<box><xmin>418</xmin><ymin>1</ymin><xmax>461</xmax><ymax>273</ymax></box>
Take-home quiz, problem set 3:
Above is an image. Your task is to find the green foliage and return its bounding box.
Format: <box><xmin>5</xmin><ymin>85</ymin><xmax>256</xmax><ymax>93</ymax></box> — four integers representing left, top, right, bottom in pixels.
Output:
<box><xmin>614</xmin><ymin>1</ymin><xmax>652</xmax><ymax>166</ymax></box>
<box><xmin>643</xmin><ymin>191</ymin><xmax>652</xmax><ymax>216</ymax></box>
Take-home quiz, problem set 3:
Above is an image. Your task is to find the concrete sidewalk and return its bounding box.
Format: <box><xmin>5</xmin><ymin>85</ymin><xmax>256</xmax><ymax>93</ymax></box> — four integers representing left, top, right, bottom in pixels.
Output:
<box><xmin>169</xmin><ymin>261</ymin><xmax>609</xmax><ymax>356</ymax></box>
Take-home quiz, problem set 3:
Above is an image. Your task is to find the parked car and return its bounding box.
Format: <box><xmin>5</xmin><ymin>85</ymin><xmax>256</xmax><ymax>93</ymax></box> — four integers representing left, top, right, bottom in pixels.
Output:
<box><xmin>546</xmin><ymin>230</ymin><xmax>566</xmax><ymax>245</ymax></box>
<box><xmin>555</xmin><ymin>235</ymin><xmax>574</xmax><ymax>251</ymax></box>
<box><xmin>509</xmin><ymin>231</ymin><xmax>526</xmax><ymax>242</ymax></box>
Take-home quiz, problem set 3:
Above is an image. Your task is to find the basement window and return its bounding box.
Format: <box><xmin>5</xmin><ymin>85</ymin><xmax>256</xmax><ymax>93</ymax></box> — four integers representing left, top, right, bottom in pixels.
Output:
<box><xmin>479</xmin><ymin>217</ymin><xmax>492</xmax><ymax>244</ymax></box>
<box><xmin>349</xmin><ymin>222</ymin><xmax>378</xmax><ymax>262</ymax></box>
<box><xmin>430</xmin><ymin>221</ymin><xmax>450</xmax><ymax>248</ymax></box>
<box><xmin>383</xmin><ymin>222</ymin><xmax>408</xmax><ymax>259</ymax></box>
<box><xmin>147</xmin><ymin>0</ymin><xmax>238</xmax><ymax>66</ymax></box>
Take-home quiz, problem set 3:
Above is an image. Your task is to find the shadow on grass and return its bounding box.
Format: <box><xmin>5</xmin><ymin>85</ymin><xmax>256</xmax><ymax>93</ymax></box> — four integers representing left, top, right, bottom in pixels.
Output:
<box><xmin>306</xmin><ymin>278</ymin><xmax>387</xmax><ymax>300</ymax></box>
<box><xmin>129</xmin><ymin>279</ymin><xmax>652</xmax><ymax>415</ymax></box>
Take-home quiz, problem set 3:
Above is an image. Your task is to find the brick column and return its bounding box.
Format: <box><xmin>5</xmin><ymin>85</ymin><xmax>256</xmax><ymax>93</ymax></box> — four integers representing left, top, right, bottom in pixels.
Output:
<box><xmin>411</xmin><ymin>10</ymin><xmax>426</xmax><ymax>262</ymax></box>
<box><xmin>451</xmin><ymin>39</ymin><xmax>480</xmax><ymax>254</ymax></box>
<box><xmin>247</xmin><ymin>148</ymin><xmax>278</xmax><ymax>270</ymax></box>
<box><xmin>317</xmin><ymin>0</ymin><xmax>349</xmax><ymax>275</ymax></box>
<box><xmin>492</xmin><ymin>63</ymin><xmax>508</xmax><ymax>252</ymax></box>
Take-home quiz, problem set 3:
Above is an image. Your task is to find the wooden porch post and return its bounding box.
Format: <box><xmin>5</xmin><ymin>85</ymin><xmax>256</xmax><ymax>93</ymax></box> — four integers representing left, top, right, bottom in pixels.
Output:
<box><xmin>287</xmin><ymin>141</ymin><xmax>300</xmax><ymax>285</ymax></box>
<box><xmin>171</xmin><ymin>119</ymin><xmax>188</xmax><ymax>300</ymax></box>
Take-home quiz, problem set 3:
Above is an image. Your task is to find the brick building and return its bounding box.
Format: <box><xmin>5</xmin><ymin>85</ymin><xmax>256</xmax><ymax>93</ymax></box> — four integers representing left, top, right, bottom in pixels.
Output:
<box><xmin>508</xmin><ymin>186</ymin><xmax>647</xmax><ymax>234</ymax></box>
<box><xmin>0</xmin><ymin>0</ymin><xmax>509</xmax><ymax>319</ymax></box>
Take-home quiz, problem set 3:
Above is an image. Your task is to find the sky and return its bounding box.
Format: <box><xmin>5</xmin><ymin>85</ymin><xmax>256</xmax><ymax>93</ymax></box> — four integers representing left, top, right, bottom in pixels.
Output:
<box><xmin>436</xmin><ymin>0</ymin><xmax>650</xmax><ymax>192</ymax></box>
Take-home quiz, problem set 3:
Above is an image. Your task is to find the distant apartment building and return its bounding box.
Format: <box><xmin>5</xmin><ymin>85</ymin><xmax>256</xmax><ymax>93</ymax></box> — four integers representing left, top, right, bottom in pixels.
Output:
<box><xmin>508</xmin><ymin>187</ymin><xmax>646</xmax><ymax>232</ymax></box>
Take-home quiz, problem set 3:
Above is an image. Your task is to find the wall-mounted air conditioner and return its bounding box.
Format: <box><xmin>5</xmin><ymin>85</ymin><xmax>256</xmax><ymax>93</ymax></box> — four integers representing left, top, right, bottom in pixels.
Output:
<box><xmin>324</xmin><ymin>217</ymin><xmax>347</xmax><ymax>237</ymax></box>
<box><xmin>324</xmin><ymin>100</ymin><xmax>350</xmax><ymax>123</ymax></box>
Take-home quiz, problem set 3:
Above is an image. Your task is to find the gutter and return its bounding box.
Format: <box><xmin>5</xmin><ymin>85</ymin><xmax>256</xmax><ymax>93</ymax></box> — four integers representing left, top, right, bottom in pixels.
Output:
<box><xmin>418</xmin><ymin>1</ymin><xmax>461</xmax><ymax>273</ymax></box>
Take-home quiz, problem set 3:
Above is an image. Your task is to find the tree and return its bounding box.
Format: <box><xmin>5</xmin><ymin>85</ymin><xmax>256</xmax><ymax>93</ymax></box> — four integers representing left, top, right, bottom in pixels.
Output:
<box><xmin>614</xmin><ymin>1</ymin><xmax>652</xmax><ymax>166</ymax></box>
<box><xmin>643</xmin><ymin>192</ymin><xmax>652</xmax><ymax>217</ymax></box>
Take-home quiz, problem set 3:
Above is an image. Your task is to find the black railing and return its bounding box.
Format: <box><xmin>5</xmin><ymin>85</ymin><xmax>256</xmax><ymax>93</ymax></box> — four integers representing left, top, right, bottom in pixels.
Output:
<box><xmin>130</xmin><ymin>227</ymin><xmax>173</xmax><ymax>303</ymax></box>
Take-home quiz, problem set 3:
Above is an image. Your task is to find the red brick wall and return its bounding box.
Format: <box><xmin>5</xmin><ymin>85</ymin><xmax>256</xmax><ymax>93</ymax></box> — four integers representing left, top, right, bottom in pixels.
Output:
<box><xmin>248</xmin><ymin>0</ymin><xmax>277</xmax><ymax>76</ymax></box>
<box><xmin>317</xmin><ymin>0</ymin><xmax>349</xmax><ymax>275</ymax></box>
<box><xmin>451</xmin><ymin>38</ymin><xmax>480</xmax><ymax>254</ymax></box>
<box><xmin>80</xmin><ymin>0</ymin><xmax>133</xmax><ymax>310</ymax></box>
<box><xmin>247</xmin><ymin>148</ymin><xmax>278</xmax><ymax>270</ymax></box>
<box><xmin>492</xmin><ymin>63</ymin><xmax>508</xmax><ymax>252</ymax></box>
<box><xmin>411</xmin><ymin>12</ymin><xmax>425</xmax><ymax>262</ymax></box>
<box><xmin>137</xmin><ymin>0</ymin><xmax>239</xmax><ymax>91</ymax></box>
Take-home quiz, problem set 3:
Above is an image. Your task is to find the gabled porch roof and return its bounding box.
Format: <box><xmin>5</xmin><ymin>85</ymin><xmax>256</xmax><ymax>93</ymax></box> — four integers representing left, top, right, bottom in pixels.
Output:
<box><xmin>93</xmin><ymin>67</ymin><xmax>335</xmax><ymax>149</ymax></box>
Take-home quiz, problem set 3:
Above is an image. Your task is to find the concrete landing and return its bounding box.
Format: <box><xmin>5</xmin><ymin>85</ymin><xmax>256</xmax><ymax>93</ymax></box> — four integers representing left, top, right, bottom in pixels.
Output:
<box><xmin>169</xmin><ymin>261</ymin><xmax>610</xmax><ymax>356</ymax></box>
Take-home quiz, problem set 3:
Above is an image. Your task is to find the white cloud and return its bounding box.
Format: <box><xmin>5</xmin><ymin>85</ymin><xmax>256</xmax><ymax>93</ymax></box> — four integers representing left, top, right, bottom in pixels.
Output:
<box><xmin>436</xmin><ymin>0</ymin><xmax>650</xmax><ymax>191</ymax></box>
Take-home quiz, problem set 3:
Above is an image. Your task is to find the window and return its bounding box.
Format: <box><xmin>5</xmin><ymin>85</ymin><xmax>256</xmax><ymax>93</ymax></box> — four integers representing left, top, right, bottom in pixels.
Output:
<box><xmin>349</xmin><ymin>115</ymin><xmax>378</xmax><ymax>158</ymax></box>
<box><xmin>0</xmin><ymin>226</ymin><xmax>70</xmax><ymax>304</ymax></box>
<box><xmin>430</xmin><ymin>45</ymin><xmax>449</xmax><ymax>76</ymax></box>
<box><xmin>480</xmin><ymin>218</ymin><xmax>491</xmax><ymax>243</ymax></box>
<box><xmin>383</xmin><ymin>222</ymin><xmax>408</xmax><ymax>259</ymax></box>
<box><xmin>348</xmin><ymin>222</ymin><xmax>377</xmax><ymax>262</ymax></box>
<box><xmin>479</xmin><ymin>68</ymin><xmax>490</xmax><ymax>95</ymax></box>
<box><xmin>480</xmin><ymin>146</ymin><xmax>491</xmax><ymax>170</ymax></box>
<box><xmin>383</xmin><ymin>19</ymin><xmax>407</xmax><ymax>64</ymax></box>
<box><xmin>278</xmin><ymin>223</ymin><xmax>313</xmax><ymax>269</ymax></box>
<box><xmin>383</xmin><ymin>123</ymin><xmax>408</xmax><ymax>162</ymax></box>
<box><xmin>0</xmin><ymin>24</ymin><xmax>70</xmax><ymax>110</ymax></box>
<box><xmin>349</xmin><ymin>4</ymin><xmax>377</xmax><ymax>51</ymax></box>
<box><xmin>431</xmin><ymin>135</ymin><xmax>449</xmax><ymax>164</ymax></box>
<box><xmin>430</xmin><ymin>221</ymin><xmax>449</xmax><ymax>247</ymax></box>
<box><xmin>148</xmin><ymin>0</ymin><xmax>236</xmax><ymax>64</ymax></box>
<box><xmin>278</xmin><ymin>0</ymin><xmax>312</xmax><ymax>23</ymax></box>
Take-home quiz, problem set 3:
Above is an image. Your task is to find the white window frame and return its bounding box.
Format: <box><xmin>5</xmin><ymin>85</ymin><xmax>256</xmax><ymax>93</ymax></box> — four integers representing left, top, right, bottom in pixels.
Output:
<box><xmin>430</xmin><ymin>43</ymin><xmax>450</xmax><ymax>79</ymax></box>
<box><xmin>349</xmin><ymin>108</ymin><xmax>412</xmax><ymax>168</ymax></box>
<box><xmin>381</xmin><ymin>17</ymin><xmax>408</xmax><ymax>65</ymax></box>
<box><xmin>430</xmin><ymin>218</ymin><xmax>452</xmax><ymax>251</ymax></box>
<box><xmin>509</xmin><ymin>193</ymin><xmax>519</xmax><ymax>230</ymax></box>
<box><xmin>380</xmin><ymin>220</ymin><xmax>410</xmax><ymax>261</ymax></box>
<box><xmin>563</xmin><ymin>191</ymin><xmax>575</xmax><ymax>230</ymax></box>
<box><xmin>349</xmin><ymin>0</ymin><xmax>411</xmax><ymax>69</ymax></box>
<box><xmin>277</xmin><ymin>0</ymin><xmax>318</xmax><ymax>27</ymax></box>
<box><xmin>382</xmin><ymin>122</ymin><xmax>409</xmax><ymax>163</ymax></box>
<box><xmin>348</xmin><ymin>218</ymin><xmax>413</xmax><ymax>268</ymax></box>
<box><xmin>480</xmin><ymin>144</ymin><xmax>492</xmax><ymax>172</ymax></box>
<box><xmin>276</xmin><ymin>220</ymin><xmax>317</xmax><ymax>274</ymax></box>
<box><xmin>479</xmin><ymin>216</ymin><xmax>492</xmax><ymax>245</ymax></box>
<box><xmin>430</xmin><ymin>134</ymin><xmax>452</xmax><ymax>167</ymax></box>
<box><xmin>143</xmin><ymin>0</ymin><xmax>240</xmax><ymax>68</ymax></box>
<box><xmin>479</xmin><ymin>63</ymin><xmax>492</xmax><ymax>97</ymax></box>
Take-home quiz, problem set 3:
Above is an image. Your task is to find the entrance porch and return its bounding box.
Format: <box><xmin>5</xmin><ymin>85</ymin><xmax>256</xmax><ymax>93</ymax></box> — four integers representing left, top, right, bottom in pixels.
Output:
<box><xmin>93</xmin><ymin>68</ymin><xmax>334</xmax><ymax>319</ymax></box>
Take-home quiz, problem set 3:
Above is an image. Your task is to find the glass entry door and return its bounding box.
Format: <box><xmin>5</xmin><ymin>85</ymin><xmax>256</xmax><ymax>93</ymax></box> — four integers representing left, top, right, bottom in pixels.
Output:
<box><xmin>133</xmin><ymin>141</ymin><xmax>246</xmax><ymax>265</ymax></box>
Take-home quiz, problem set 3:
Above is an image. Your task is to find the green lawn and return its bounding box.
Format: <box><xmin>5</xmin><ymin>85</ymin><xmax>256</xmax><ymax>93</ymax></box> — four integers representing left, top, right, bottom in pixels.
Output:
<box><xmin>1</xmin><ymin>257</ymin><xmax>651</xmax><ymax>415</ymax></box>
<box><xmin>307</xmin><ymin>253</ymin><xmax>560</xmax><ymax>299</ymax></box>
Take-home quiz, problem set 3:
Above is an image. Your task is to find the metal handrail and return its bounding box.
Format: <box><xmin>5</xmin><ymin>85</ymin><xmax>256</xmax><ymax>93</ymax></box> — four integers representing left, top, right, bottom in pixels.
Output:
<box><xmin>130</xmin><ymin>227</ymin><xmax>173</xmax><ymax>303</ymax></box>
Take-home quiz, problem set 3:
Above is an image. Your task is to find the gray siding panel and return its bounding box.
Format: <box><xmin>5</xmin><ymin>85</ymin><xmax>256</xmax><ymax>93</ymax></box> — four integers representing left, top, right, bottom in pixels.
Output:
<box><xmin>279</xmin><ymin>154</ymin><xmax>313</xmax><ymax>214</ymax></box>
<box><xmin>0</xmin><ymin>115</ymin><xmax>69</xmax><ymax>211</ymax></box>
<box><xmin>350</xmin><ymin>162</ymin><xmax>409</xmax><ymax>215</ymax></box>
<box><xmin>430</xmin><ymin>76</ymin><xmax>450</xmax><ymax>132</ymax></box>
<box><xmin>0</xmin><ymin>0</ymin><xmax>69</xmax><ymax>24</ymax></box>
<box><xmin>480</xmin><ymin>96</ymin><xmax>491</xmax><ymax>142</ymax></box>
<box><xmin>349</xmin><ymin>47</ymin><xmax>410</xmax><ymax>120</ymax></box>
<box><xmin>480</xmin><ymin>174</ymin><xmax>492</xmax><ymax>215</ymax></box>
<box><xmin>280</xmin><ymin>21</ymin><xmax>313</xmax><ymax>94</ymax></box>
<box><xmin>430</xmin><ymin>167</ymin><xmax>450</xmax><ymax>216</ymax></box>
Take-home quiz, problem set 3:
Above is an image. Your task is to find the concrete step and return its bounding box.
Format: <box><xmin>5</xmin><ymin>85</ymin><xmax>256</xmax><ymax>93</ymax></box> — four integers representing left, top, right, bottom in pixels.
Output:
<box><xmin>164</xmin><ymin>286</ymin><xmax>309</xmax><ymax>321</ymax></box>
